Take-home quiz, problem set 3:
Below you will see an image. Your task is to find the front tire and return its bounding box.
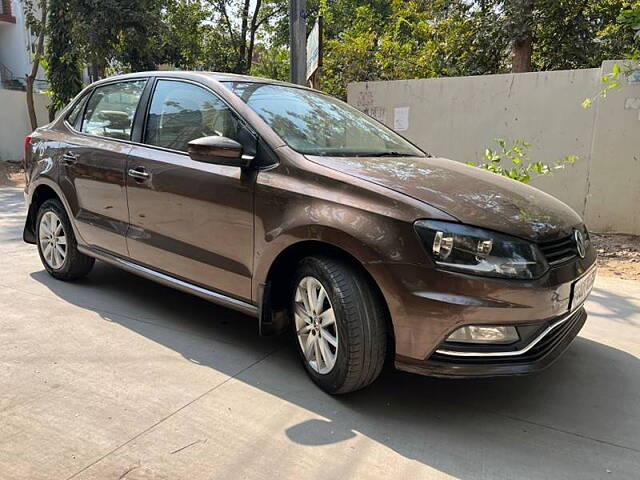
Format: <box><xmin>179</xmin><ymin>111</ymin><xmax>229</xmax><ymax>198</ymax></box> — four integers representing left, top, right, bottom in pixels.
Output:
<box><xmin>36</xmin><ymin>199</ymin><xmax>94</xmax><ymax>280</ymax></box>
<box><xmin>291</xmin><ymin>256</ymin><xmax>387</xmax><ymax>394</ymax></box>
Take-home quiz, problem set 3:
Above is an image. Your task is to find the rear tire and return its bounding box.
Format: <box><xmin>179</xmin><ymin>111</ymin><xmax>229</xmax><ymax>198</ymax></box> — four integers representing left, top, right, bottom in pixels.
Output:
<box><xmin>36</xmin><ymin>199</ymin><xmax>94</xmax><ymax>280</ymax></box>
<box><xmin>291</xmin><ymin>255</ymin><xmax>387</xmax><ymax>394</ymax></box>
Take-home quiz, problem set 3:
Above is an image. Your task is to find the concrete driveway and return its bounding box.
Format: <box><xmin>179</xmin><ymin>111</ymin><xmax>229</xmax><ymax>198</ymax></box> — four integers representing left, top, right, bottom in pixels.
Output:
<box><xmin>1</xmin><ymin>186</ymin><xmax>639</xmax><ymax>480</ymax></box>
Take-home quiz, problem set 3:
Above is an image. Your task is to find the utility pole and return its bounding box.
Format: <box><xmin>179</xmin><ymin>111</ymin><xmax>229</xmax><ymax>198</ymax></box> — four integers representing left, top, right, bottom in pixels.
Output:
<box><xmin>289</xmin><ymin>0</ymin><xmax>306</xmax><ymax>85</ymax></box>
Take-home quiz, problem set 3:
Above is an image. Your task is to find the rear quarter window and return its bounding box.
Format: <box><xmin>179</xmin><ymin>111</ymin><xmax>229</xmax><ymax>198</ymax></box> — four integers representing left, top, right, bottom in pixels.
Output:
<box><xmin>66</xmin><ymin>96</ymin><xmax>86</xmax><ymax>128</ymax></box>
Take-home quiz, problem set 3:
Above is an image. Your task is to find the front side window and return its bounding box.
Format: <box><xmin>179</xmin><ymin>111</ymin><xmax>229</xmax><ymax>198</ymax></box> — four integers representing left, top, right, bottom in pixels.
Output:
<box><xmin>223</xmin><ymin>82</ymin><xmax>424</xmax><ymax>157</ymax></box>
<box><xmin>144</xmin><ymin>80</ymin><xmax>242</xmax><ymax>153</ymax></box>
<box><xmin>81</xmin><ymin>80</ymin><xmax>147</xmax><ymax>140</ymax></box>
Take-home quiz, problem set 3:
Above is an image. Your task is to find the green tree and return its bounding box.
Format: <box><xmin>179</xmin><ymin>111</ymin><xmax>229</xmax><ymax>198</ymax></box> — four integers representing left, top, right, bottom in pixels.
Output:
<box><xmin>504</xmin><ymin>0</ymin><xmax>534</xmax><ymax>72</ymax></box>
<box><xmin>308</xmin><ymin>0</ymin><xmax>509</xmax><ymax>97</ymax></box>
<box><xmin>617</xmin><ymin>1</ymin><xmax>640</xmax><ymax>57</ymax></box>
<box><xmin>306</xmin><ymin>0</ymin><xmax>638</xmax><ymax>97</ymax></box>
<box><xmin>250</xmin><ymin>45</ymin><xmax>290</xmax><ymax>80</ymax></box>
<box><xmin>532</xmin><ymin>0</ymin><xmax>637</xmax><ymax>70</ymax></box>
<box><xmin>208</xmin><ymin>0</ymin><xmax>288</xmax><ymax>74</ymax></box>
<box><xmin>72</xmin><ymin>0</ymin><xmax>165</xmax><ymax>80</ymax></box>
<box><xmin>161</xmin><ymin>0</ymin><xmax>212</xmax><ymax>70</ymax></box>
<box><xmin>46</xmin><ymin>0</ymin><xmax>83</xmax><ymax>120</ymax></box>
<box><xmin>34</xmin><ymin>0</ymin><xmax>640</xmax><ymax>118</ymax></box>
<box><xmin>41</xmin><ymin>0</ymin><xmax>167</xmax><ymax>117</ymax></box>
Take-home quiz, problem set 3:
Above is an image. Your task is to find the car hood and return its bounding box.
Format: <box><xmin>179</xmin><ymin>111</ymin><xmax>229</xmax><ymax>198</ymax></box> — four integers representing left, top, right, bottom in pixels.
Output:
<box><xmin>306</xmin><ymin>155</ymin><xmax>582</xmax><ymax>241</ymax></box>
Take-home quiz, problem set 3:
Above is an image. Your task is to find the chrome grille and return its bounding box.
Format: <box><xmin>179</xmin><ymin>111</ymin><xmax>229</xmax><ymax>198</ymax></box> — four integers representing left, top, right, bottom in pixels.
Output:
<box><xmin>538</xmin><ymin>234</ymin><xmax>577</xmax><ymax>266</ymax></box>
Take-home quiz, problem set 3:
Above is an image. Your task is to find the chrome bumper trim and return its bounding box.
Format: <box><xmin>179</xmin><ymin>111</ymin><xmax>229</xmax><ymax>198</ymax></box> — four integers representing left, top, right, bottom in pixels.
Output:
<box><xmin>435</xmin><ymin>304</ymin><xmax>584</xmax><ymax>358</ymax></box>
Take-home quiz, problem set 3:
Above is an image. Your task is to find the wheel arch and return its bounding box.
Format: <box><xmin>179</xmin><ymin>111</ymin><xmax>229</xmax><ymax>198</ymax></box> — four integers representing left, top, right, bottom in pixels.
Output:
<box><xmin>23</xmin><ymin>183</ymin><xmax>61</xmax><ymax>244</ymax></box>
<box><xmin>258</xmin><ymin>239</ymin><xmax>395</xmax><ymax>354</ymax></box>
<box><xmin>23</xmin><ymin>180</ymin><xmax>82</xmax><ymax>245</ymax></box>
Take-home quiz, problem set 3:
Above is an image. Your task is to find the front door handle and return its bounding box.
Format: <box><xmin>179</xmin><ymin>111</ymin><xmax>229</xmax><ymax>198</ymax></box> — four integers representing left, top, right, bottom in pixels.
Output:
<box><xmin>61</xmin><ymin>152</ymin><xmax>79</xmax><ymax>165</ymax></box>
<box><xmin>128</xmin><ymin>168</ymin><xmax>150</xmax><ymax>181</ymax></box>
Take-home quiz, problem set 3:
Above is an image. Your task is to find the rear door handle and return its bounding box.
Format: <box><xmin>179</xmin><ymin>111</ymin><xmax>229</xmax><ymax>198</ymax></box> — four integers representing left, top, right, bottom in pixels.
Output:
<box><xmin>62</xmin><ymin>152</ymin><xmax>79</xmax><ymax>165</ymax></box>
<box><xmin>128</xmin><ymin>168</ymin><xmax>150</xmax><ymax>181</ymax></box>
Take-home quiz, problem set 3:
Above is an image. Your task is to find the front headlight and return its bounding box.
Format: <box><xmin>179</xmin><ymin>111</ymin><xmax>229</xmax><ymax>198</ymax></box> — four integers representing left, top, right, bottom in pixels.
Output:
<box><xmin>414</xmin><ymin>220</ymin><xmax>547</xmax><ymax>279</ymax></box>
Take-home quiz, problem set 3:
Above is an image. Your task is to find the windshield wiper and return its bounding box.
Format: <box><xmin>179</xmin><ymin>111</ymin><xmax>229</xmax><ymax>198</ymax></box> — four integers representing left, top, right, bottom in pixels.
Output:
<box><xmin>364</xmin><ymin>151</ymin><xmax>415</xmax><ymax>157</ymax></box>
<box><xmin>305</xmin><ymin>151</ymin><xmax>422</xmax><ymax>157</ymax></box>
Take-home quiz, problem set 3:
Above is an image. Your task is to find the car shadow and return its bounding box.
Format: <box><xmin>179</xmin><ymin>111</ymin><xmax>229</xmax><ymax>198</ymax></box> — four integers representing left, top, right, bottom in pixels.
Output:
<box><xmin>30</xmin><ymin>261</ymin><xmax>640</xmax><ymax>476</ymax></box>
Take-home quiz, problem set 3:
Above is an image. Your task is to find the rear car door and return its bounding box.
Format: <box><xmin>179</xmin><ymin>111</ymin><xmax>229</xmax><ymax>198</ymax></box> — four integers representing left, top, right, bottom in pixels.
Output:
<box><xmin>125</xmin><ymin>79</ymin><xmax>256</xmax><ymax>301</ymax></box>
<box><xmin>58</xmin><ymin>79</ymin><xmax>147</xmax><ymax>256</ymax></box>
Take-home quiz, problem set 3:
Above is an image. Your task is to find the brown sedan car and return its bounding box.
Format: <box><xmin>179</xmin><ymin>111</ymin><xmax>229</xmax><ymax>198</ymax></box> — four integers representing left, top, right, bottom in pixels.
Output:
<box><xmin>23</xmin><ymin>71</ymin><xmax>597</xmax><ymax>393</ymax></box>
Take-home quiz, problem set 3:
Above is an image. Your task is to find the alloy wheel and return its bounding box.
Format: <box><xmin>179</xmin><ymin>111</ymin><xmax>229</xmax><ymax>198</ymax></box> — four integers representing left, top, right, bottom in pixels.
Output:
<box><xmin>294</xmin><ymin>276</ymin><xmax>339</xmax><ymax>374</ymax></box>
<box><xmin>39</xmin><ymin>211</ymin><xmax>67</xmax><ymax>269</ymax></box>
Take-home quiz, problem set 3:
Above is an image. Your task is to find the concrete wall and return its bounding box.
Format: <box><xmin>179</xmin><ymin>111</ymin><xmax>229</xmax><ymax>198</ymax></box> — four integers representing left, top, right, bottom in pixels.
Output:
<box><xmin>348</xmin><ymin>61</ymin><xmax>640</xmax><ymax>234</ymax></box>
<box><xmin>0</xmin><ymin>88</ymin><xmax>49</xmax><ymax>160</ymax></box>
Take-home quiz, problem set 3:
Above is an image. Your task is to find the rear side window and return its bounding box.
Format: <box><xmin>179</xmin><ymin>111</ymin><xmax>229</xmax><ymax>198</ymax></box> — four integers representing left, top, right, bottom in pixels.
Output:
<box><xmin>81</xmin><ymin>80</ymin><xmax>147</xmax><ymax>140</ymax></box>
<box><xmin>144</xmin><ymin>80</ymin><xmax>242</xmax><ymax>152</ymax></box>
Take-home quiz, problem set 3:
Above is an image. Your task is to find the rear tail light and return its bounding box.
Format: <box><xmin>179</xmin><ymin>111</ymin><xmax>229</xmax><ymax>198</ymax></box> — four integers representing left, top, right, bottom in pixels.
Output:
<box><xmin>24</xmin><ymin>135</ymin><xmax>32</xmax><ymax>161</ymax></box>
<box><xmin>23</xmin><ymin>135</ymin><xmax>32</xmax><ymax>182</ymax></box>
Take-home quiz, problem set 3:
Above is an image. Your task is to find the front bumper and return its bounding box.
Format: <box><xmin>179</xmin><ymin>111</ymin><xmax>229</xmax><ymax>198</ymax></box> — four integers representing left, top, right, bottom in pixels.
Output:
<box><xmin>366</xmin><ymin>242</ymin><xmax>596</xmax><ymax>369</ymax></box>
<box><xmin>395</xmin><ymin>307</ymin><xmax>586</xmax><ymax>378</ymax></box>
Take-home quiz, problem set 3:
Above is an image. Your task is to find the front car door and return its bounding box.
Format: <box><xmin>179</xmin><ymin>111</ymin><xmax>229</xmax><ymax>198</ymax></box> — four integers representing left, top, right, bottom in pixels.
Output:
<box><xmin>125</xmin><ymin>79</ymin><xmax>256</xmax><ymax>300</ymax></box>
<box><xmin>58</xmin><ymin>79</ymin><xmax>148</xmax><ymax>256</ymax></box>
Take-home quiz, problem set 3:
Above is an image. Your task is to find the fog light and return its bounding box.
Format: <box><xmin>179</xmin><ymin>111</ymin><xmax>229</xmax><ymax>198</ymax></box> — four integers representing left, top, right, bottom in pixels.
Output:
<box><xmin>446</xmin><ymin>325</ymin><xmax>519</xmax><ymax>344</ymax></box>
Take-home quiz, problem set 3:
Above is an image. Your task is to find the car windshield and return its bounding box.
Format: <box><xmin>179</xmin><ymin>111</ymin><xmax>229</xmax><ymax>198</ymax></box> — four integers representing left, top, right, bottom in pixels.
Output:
<box><xmin>223</xmin><ymin>82</ymin><xmax>424</xmax><ymax>157</ymax></box>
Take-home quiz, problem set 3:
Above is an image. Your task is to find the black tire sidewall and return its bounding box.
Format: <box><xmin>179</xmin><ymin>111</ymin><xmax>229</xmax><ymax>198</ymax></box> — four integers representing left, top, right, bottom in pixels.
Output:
<box><xmin>36</xmin><ymin>199</ymin><xmax>77</xmax><ymax>277</ymax></box>
<box><xmin>290</xmin><ymin>257</ymin><xmax>357</xmax><ymax>393</ymax></box>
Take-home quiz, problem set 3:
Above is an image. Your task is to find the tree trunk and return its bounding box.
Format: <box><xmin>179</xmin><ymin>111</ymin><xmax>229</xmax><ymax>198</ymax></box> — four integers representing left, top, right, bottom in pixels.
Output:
<box><xmin>216</xmin><ymin>0</ymin><xmax>237</xmax><ymax>49</ymax></box>
<box><xmin>512</xmin><ymin>36</ymin><xmax>533</xmax><ymax>73</ymax></box>
<box><xmin>246</xmin><ymin>0</ymin><xmax>263</xmax><ymax>72</ymax></box>
<box><xmin>510</xmin><ymin>0</ymin><xmax>534</xmax><ymax>73</ymax></box>
<box><xmin>26</xmin><ymin>76</ymin><xmax>37</xmax><ymax>129</ymax></box>
<box><xmin>236</xmin><ymin>0</ymin><xmax>251</xmax><ymax>73</ymax></box>
<box><xmin>25</xmin><ymin>3</ymin><xmax>47</xmax><ymax>130</ymax></box>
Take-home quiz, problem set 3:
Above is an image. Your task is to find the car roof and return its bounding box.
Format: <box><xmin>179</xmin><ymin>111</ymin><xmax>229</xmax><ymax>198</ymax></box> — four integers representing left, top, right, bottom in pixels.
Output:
<box><xmin>99</xmin><ymin>70</ymin><xmax>311</xmax><ymax>90</ymax></box>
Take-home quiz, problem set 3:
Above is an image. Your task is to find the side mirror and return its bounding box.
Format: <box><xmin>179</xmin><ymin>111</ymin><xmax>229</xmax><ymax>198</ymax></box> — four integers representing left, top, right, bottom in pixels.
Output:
<box><xmin>187</xmin><ymin>136</ymin><xmax>251</xmax><ymax>168</ymax></box>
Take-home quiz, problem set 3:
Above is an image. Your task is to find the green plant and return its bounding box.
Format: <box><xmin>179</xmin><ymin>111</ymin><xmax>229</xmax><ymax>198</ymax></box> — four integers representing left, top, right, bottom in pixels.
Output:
<box><xmin>618</xmin><ymin>1</ymin><xmax>640</xmax><ymax>56</ymax></box>
<box><xmin>581</xmin><ymin>2</ymin><xmax>640</xmax><ymax>108</ymax></box>
<box><xmin>467</xmin><ymin>138</ymin><xmax>578</xmax><ymax>183</ymax></box>
<box><xmin>582</xmin><ymin>63</ymin><xmax>622</xmax><ymax>108</ymax></box>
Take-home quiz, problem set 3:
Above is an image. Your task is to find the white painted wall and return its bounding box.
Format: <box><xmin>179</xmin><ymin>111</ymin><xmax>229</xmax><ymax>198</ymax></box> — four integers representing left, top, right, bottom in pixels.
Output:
<box><xmin>0</xmin><ymin>0</ymin><xmax>46</xmax><ymax>85</ymax></box>
<box><xmin>0</xmin><ymin>89</ymin><xmax>49</xmax><ymax>160</ymax></box>
<box><xmin>348</xmin><ymin>61</ymin><xmax>640</xmax><ymax>234</ymax></box>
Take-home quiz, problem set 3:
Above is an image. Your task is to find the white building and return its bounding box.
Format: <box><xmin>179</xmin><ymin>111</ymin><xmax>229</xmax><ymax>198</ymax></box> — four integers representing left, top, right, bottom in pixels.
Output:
<box><xmin>0</xmin><ymin>0</ymin><xmax>46</xmax><ymax>90</ymax></box>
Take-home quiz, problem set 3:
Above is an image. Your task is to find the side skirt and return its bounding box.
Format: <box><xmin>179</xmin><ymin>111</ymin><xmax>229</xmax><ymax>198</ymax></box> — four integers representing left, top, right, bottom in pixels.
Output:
<box><xmin>78</xmin><ymin>245</ymin><xmax>259</xmax><ymax>318</ymax></box>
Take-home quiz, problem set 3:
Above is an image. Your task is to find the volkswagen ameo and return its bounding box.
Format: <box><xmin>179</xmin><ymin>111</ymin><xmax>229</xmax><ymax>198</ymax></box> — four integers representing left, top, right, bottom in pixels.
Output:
<box><xmin>23</xmin><ymin>72</ymin><xmax>596</xmax><ymax>393</ymax></box>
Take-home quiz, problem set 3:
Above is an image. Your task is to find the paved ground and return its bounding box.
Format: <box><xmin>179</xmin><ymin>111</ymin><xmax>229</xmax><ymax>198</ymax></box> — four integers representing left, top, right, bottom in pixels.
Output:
<box><xmin>1</xmin><ymin>186</ymin><xmax>639</xmax><ymax>480</ymax></box>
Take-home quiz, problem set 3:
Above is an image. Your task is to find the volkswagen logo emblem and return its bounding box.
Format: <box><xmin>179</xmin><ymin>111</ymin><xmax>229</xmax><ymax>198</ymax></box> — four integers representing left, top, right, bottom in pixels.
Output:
<box><xmin>574</xmin><ymin>229</ymin><xmax>586</xmax><ymax>258</ymax></box>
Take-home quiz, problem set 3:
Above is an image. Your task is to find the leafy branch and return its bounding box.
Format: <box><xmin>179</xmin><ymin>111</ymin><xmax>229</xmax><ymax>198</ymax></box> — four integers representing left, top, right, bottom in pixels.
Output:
<box><xmin>582</xmin><ymin>63</ymin><xmax>622</xmax><ymax>109</ymax></box>
<box><xmin>467</xmin><ymin>138</ymin><xmax>578</xmax><ymax>184</ymax></box>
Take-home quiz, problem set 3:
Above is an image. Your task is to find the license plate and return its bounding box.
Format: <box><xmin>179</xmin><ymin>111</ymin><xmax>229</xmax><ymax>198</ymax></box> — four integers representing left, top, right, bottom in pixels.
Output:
<box><xmin>571</xmin><ymin>267</ymin><xmax>596</xmax><ymax>310</ymax></box>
